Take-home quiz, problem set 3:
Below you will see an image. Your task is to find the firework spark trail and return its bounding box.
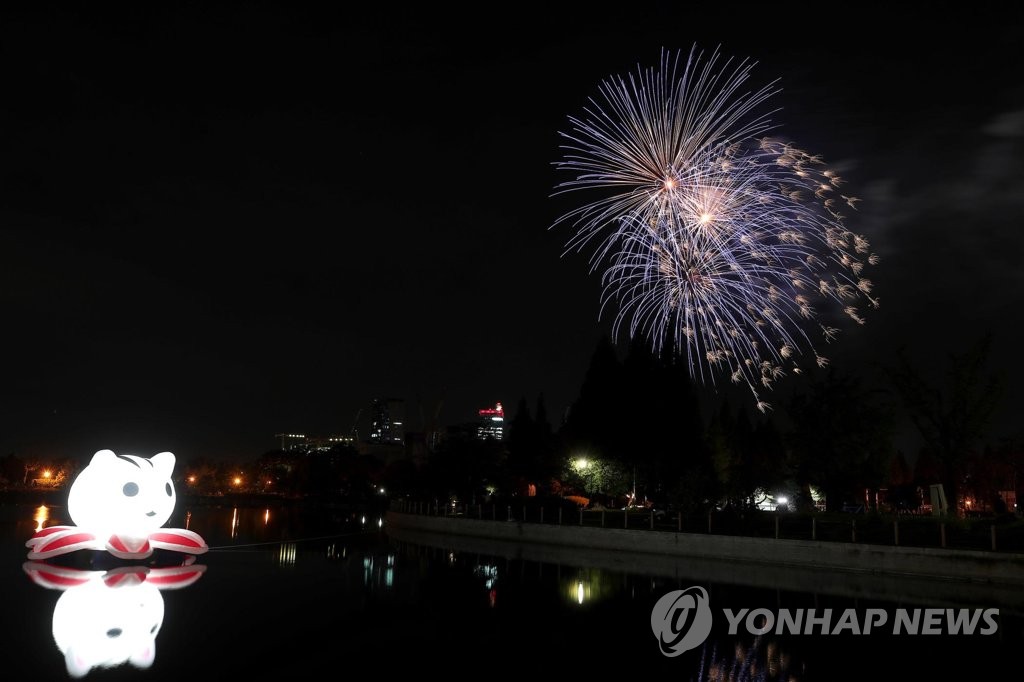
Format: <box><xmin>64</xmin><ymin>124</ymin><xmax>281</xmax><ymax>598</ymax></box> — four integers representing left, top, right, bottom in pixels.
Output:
<box><xmin>554</xmin><ymin>46</ymin><xmax>878</xmax><ymax>410</ymax></box>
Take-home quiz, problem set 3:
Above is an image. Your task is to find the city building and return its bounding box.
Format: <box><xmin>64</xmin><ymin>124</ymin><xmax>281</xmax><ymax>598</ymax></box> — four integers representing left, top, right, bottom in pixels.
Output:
<box><xmin>305</xmin><ymin>435</ymin><xmax>355</xmax><ymax>451</ymax></box>
<box><xmin>274</xmin><ymin>433</ymin><xmax>307</xmax><ymax>451</ymax></box>
<box><xmin>273</xmin><ymin>433</ymin><xmax>354</xmax><ymax>453</ymax></box>
<box><xmin>476</xmin><ymin>402</ymin><xmax>504</xmax><ymax>441</ymax></box>
<box><xmin>370</xmin><ymin>397</ymin><xmax>405</xmax><ymax>445</ymax></box>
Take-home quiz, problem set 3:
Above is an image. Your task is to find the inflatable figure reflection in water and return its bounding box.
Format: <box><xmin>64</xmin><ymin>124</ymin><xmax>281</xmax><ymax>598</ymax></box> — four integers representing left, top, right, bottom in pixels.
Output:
<box><xmin>23</xmin><ymin>561</ymin><xmax>205</xmax><ymax>678</ymax></box>
<box><xmin>26</xmin><ymin>450</ymin><xmax>208</xmax><ymax>560</ymax></box>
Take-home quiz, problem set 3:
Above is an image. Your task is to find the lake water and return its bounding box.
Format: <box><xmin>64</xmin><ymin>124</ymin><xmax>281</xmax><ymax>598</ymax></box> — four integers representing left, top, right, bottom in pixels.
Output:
<box><xmin>3</xmin><ymin>502</ymin><xmax>1021</xmax><ymax>679</ymax></box>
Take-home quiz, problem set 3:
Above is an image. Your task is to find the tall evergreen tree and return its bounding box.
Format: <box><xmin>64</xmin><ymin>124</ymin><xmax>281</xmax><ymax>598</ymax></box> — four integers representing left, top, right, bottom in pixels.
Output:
<box><xmin>562</xmin><ymin>337</ymin><xmax>624</xmax><ymax>461</ymax></box>
<box><xmin>788</xmin><ymin>370</ymin><xmax>893</xmax><ymax>512</ymax></box>
<box><xmin>887</xmin><ymin>335</ymin><xmax>1004</xmax><ymax>512</ymax></box>
<box><xmin>506</xmin><ymin>397</ymin><xmax>534</xmax><ymax>480</ymax></box>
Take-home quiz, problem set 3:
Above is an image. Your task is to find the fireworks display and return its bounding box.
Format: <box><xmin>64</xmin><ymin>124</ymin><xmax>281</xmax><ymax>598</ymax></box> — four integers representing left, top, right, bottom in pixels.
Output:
<box><xmin>554</xmin><ymin>47</ymin><xmax>878</xmax><ymax>409</ymax></box>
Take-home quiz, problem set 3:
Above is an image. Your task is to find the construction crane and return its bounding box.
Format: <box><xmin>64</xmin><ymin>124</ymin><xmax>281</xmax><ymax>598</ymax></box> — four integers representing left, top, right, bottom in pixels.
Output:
<box><xmin>417</xmin><ymin>390</ymin><xmax>445</xmax><ymax>451</ymax></box>
<box><xmin>349</xmin><ymin>408</ymin><xmax>363</xmax><ymax>442</ymax></box>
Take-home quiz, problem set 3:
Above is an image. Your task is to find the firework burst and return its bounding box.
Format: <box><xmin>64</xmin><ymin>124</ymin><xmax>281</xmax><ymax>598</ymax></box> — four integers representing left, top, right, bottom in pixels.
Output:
<box><xmin>554</xmin><ymin>47</ymin><xmax>878</xmax><ymax>409</ymax></box>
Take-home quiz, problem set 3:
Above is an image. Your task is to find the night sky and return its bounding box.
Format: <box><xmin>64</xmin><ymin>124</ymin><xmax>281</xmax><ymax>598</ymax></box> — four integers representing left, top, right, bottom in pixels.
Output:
<box><xmin>2</xmin><ymin>6</ymin><xmax>1022</xmax><ymax>461</ymax></box>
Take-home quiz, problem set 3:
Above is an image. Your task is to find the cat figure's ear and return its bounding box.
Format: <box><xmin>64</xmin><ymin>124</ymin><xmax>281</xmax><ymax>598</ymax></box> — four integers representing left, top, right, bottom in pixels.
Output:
<box><xmin>89</xmin><ymin>450</ymin><xmax>119</xmax><ymax>468</ymax></box>
<box><xmin>150</xmin><ymin>452</ymin><xmax>175</xmax><ymax>477</ymax></box>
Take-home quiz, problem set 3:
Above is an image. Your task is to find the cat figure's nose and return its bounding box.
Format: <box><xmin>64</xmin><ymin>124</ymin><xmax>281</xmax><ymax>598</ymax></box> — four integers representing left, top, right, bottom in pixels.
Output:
<box><xmin>146</xmin><ymin>511</ymin><xmax>157</xmax><ymax>517</ymax></box>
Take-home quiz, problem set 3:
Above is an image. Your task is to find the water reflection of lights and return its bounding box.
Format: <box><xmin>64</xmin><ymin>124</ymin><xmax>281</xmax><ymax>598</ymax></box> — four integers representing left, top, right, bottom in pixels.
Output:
<box><xmin>473</xmin><ymin>564</ymin><xmax>498</xmax><ymax>590</ymax></box>
<box><xmin>697</xmin><ymin>637</ymin><xmax>797</xmax><ymax>682</ymax></box>
<box><xmin>264</xmin><ymin>508</ymin><xmax>270</xmax><ymax>526</ymax></box>
<box><xmin>326</xmin><ymin>544</ymin><xmax>348</xmax><ymax>560</ymax></box>
<box><xmin>277</xmin><ymin>543</ymin><xmax>296</xmax><ymax>566</ymax></box>
<box><xmin>184</xmin><ymin>510</ymin><xmax>192</xmax><ymax>530</ymax></box>
<box><xmin>230</xmin><ymin>507</ymin><xmax>239</xmax><ymax>538</ymax></box>
<box><xmin>448</xmin><ymin>551</ymin><xmax>456</xmax><ymax>566</ymax></box>
<box><xmin>565</xmin><ymin>578</ymin><xmax>591</xmax><ymax>605</ymax></box>
<box><xmin>23</xmin><ymin>562</ymin><xmax>206</xmax><ymax>678</ymax></box>
<box><xmin>34</xmin><ymin>505</ymin><xmax>49</xmax><ymax>532</ymax></box>
<box><xmin>362</xmin><ymin>555</ymin><xmax>395</xmax><ymax>590</ymax></box>
<box><xmin>563</xmin><ymin>569</ymin><xmax>610</xmax><ymax>607</ymax></box>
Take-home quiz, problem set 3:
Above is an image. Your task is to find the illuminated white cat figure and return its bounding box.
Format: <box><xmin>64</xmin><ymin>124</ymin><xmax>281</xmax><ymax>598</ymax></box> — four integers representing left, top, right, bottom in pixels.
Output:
<box><xmin>53</xmin><ymin>574</ymin><xmax>164</xmax><ymax>678</ymax></box>
<box><xmin>24</xmin><ymin>562</ymin><xmax>205</xmax><ymax>679</ymax></box>
<box><xmin>27</xmin><ymin>449</ymin><xmax>208</xmax><ymax>560</ymax></box>
<box><xmin>69</xmin><ymin>450</ymin><xmax>178</xmax><ymax>540</ymax></box>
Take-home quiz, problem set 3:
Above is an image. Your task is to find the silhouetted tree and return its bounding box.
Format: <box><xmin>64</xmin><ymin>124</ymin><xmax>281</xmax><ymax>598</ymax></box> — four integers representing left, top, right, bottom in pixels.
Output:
<box><xmin>506</xmin><ymin>397</ymin><xmax>534</xmax><ymax>480</ymax></box>
<box><xmin>423</xmin><ymin>434</ymin><xmax>504</xmax><ymax>503</ymax></box>
<box><xmin>709</xmin><ymin>402</ymin><xmax>787</xmax><ymax>509</ymax></box>
<box><xmin>561</xmin><ymin>337</ymin><xmax>625</xmax><ymax>462</ymax></box>
<box><xmin>562</xmin><ymin>336</ymin><xmax>710</xmax><ymax>508</ymax></box>
<box><xmin>887</xmin><ymin>335</ymin><xmax>1004</xmax><ymax>512</ymax></box>
<box><xmin>788</xmin><ymin>370</ymin><xmax>894</xmax><ymax>512</ymax></box>
<box><xmin>533</xmin><ymin>393</ymin><xmax>557</xmax><ymax>480</ymax></box>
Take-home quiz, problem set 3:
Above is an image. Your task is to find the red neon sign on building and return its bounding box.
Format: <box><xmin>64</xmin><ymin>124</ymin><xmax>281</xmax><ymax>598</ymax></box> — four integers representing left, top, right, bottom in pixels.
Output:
<box><xmin>478</xmin><ymin>402</ymin><xmax>504</xmax><ymax>418</ymax></box>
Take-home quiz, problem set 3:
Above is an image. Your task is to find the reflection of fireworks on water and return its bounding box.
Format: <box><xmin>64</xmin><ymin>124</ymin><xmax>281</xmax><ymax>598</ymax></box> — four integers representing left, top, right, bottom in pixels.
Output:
<box><xmin>696</xmin><ymin>637</ymin><xmax>797</xmax><ymax>682</ymax></box>
<box><xmin>555</xmin><ymin>46</ymin><xmax>878</xmax><ymax>411</ymax></box>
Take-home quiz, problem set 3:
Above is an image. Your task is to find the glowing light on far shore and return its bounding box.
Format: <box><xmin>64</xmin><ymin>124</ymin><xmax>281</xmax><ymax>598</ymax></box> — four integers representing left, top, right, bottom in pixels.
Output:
<box><xmin>42</xmin><ymin>470</ymin><xmax>52</xmax><ymax>479</ymax></box>
<box><xmin>233</xmin><ymin>476</ymin><xmax>242</xmax><ymax>486</ymax></box>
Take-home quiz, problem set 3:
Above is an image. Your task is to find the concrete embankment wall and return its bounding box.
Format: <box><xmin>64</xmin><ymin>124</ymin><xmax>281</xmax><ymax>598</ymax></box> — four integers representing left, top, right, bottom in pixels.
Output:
<box><xmin>387</xmin><ymin>511</ymin><xmax>1024</xmax><ymax>586</ymax></box>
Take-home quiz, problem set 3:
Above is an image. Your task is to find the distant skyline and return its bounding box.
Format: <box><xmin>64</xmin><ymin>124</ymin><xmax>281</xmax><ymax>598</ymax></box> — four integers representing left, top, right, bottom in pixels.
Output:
<box><xmin>1</xmin><ymin>6</ymin><xmax>1022</xmax><ymax>460</ymax></box>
